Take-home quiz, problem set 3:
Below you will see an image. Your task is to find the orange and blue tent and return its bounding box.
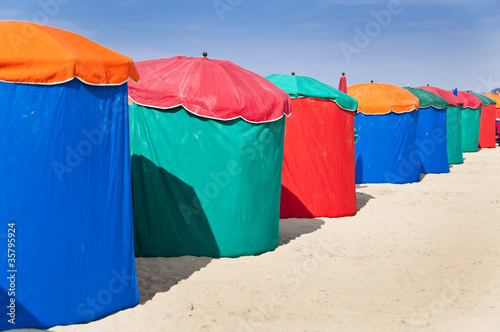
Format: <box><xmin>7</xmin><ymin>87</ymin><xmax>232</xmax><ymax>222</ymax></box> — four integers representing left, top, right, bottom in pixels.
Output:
<box><xmin>348</xmin><ymin>82</ymin><xmax>420</xmax><ymax>184</ymax></box>
<box><xmin>0</xmin><ymin>21</ymin><xmax>139</xmax><ymax>330</ymax></box>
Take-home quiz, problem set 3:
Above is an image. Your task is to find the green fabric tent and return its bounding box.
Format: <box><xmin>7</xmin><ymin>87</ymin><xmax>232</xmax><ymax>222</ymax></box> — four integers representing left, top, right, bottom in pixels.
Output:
<box><xmin>457</xmin><ymin>91</ymin><xmax>482</xmax><ymax>153</ymax></box>
<box><xmin>129</xmin><ymin>104</ymin><xmax>285</xmax><ymax>257</ymax></box>
<box><xmin>461</xmin><ymin>107</ymin><xmax>481</xmax><ymax>152</ymax></box>
<box><xmin>446</xmin><ymin>105</ymin><xmax>464</xmax><ymax>162</ymax></box>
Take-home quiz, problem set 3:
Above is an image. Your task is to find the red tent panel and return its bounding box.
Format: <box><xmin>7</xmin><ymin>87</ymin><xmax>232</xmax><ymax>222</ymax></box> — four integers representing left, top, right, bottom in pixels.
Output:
<box><xmin>280</xmin><ymin>98</ymin><xmax>356</xmax><ymax>218</ymax></box>
<box><xmin>479</xmin><ymin>104</ymin><xmax>497</xmax><ymax>148</ymax></box>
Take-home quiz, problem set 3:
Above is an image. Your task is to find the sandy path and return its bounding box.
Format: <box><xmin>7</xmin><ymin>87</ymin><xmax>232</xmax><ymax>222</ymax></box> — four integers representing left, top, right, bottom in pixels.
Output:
<box><xmin>17</xmin><ymin>147</ymin><xmax>500</xmax><ymax>332</ymax></box>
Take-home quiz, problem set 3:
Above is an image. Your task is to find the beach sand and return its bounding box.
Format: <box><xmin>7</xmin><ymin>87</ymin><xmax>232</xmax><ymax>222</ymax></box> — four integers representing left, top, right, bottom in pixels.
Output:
<box><xmin>18</xmin><ymin>147</ymin><xmax>500</xmax><ymax>332</ymax></box>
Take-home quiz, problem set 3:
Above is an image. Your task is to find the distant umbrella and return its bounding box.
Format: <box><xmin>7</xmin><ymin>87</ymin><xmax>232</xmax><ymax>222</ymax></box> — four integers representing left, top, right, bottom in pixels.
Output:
<box><xmin>338</xmin><ymin>72</ymin><xmax>347</xmax><ymax>93</ymax></box>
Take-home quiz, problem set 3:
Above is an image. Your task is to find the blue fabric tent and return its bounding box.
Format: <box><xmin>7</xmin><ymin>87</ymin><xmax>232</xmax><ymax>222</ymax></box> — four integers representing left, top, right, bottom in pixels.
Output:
<box><xmin>354</xmin><ymin>112</ymin><xmax>420</xmax><ymax>183</ymax></box>
<box><xmin>405</xmin><ymin>87</ymin><xmax>450</xmax><ymax>174</ymax></box>
<box><xmin>0</xmin><ymin>79</ymin><xmax>139</xmax><ymax>330</ymax></box>
<box><xmin>0</xmin><ymin>22</ymin><xmax>139</xmax><ymax>330</ymax></box>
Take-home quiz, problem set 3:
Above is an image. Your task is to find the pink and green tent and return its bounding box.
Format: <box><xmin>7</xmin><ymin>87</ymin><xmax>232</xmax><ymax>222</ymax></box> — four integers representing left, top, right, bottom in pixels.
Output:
<box><xmin>128</xmin><ymin>55</ymin><xmax>291</xmax><ymax>258</ymax></box>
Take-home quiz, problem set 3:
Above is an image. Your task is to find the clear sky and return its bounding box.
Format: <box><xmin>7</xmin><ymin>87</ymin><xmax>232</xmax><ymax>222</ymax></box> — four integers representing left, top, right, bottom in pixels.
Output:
<box><xmin>1</xmin><ymin>0</ymin><xmax>499</xmax><ymax>92</ymax></box>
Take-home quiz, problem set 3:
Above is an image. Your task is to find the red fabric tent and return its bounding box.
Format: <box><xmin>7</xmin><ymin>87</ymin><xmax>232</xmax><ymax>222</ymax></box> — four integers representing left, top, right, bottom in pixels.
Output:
<box><xmin>479</xmin><ymin>103</ymin><xmax>497</xmax><ymax>148</ymax></box>
<box><xmin>281</xmin><ymin>98</ymin><xmax>356</xmax><ymax>218</ymax></box>
<box><xmin>472</xmin><ymin>93</ymin><xmax>497</xmax><ymax>148</ymax></box>
<box><xmin>266</xmin><ymin>74</ymin><xmax>358</xmax><ymax>218</ymax></box>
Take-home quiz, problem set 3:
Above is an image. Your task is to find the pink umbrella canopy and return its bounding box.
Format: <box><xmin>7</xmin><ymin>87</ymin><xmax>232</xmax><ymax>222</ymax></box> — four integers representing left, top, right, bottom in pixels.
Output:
<box><xmin>338</xmin><ymin>72</ymin><xmax>347</xmax><ymax>94</ymax></box>
<box><xmin>455</xmin><ymin>90</ymin><xmax>482</xmax><ymax>109</ymax></box>
<box><xmin>128</xmin><ymin>54</ymin><xmax>291</xmax><ymax>123</ymax></box>
<box><xmin>417</xmin><ymin>85</ymin><xmax>463</xmax><ymax>106</ymax></box>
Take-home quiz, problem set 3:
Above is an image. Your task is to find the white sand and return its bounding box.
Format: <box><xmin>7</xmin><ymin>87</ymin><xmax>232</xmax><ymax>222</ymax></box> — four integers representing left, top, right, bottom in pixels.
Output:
<box><xmin>20</xmin><ymin>147</ymin><xmax>500</xmax><ymax>332</ymax></box>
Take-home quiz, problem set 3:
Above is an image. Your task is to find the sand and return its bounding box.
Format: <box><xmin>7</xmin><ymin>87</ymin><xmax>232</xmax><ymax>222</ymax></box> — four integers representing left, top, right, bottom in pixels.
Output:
<box><xmin>19</xmin><ymin>147</ymin><xmax>500</xmax><ymax>332</ymax></box>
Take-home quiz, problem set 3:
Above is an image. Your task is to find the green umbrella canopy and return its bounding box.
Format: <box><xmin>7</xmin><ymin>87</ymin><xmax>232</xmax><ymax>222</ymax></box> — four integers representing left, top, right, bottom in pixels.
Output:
<box><xmin>471</xmin><ymin>92</ymin><xmax>496</xmax><ymax>106</ymax></box>
<box><xmin>266</xmin><ymin>74</ymin><xmax>358</xmax><ymax>111</ymax></box>
<box><xmin>404</xmin><ymin>87</ymin><xmax>448</xmax><ymax>109</ymax></box>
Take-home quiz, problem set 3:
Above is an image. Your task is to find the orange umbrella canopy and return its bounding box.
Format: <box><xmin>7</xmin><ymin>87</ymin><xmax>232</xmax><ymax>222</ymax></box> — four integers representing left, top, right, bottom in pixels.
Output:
<box><xmin>0</xmin><ymin>21</ymin><xmax>139</xmax><ymax>85</ymax></box>
<box><xmin>347</xmin><ymin>82</ymin><xmax>419</xmax><ymax>115</ymax></box>
<box><xmin>484</xmin><ymin>94</ymin><xmax>500</xmax><ymax>109</ymax></box>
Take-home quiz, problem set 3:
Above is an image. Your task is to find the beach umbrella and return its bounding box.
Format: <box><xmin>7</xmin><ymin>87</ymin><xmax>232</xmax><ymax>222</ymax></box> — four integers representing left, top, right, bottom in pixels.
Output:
<box><xmin>348</xmin><ymin>82</ymin><xmax>420</xmax><ymax>184</ymax></box>
<box><xmin>266</xmin><ymin>74</ymin><xmax>358</xmax><ymax>218</ymax></box>
<box><xmin>338</xmin><ymin>72</ymin><xmax>347</xmax><ymax>93</ymax></box>
<box><xmin>471</xmin><ymin>93</ymin><xmax>496</xmax><ymax>148</ymax></box>
<box><xmin>404</xmin><ymin>87</ymin><xmax>449</xmax><ymax>174</ymax></box>
<box><xmin>0</xmin><ymin>21</ymin><xmax>139</xmax><ymax>330</ymax></box>
<box><xmin>417</xmin><ymin>86</ymin><xmax>464</xmax><ymax>164</ymax></box>
<box><xmin>484</xmin><ymin>93</ymin><xmax>500</xmax><ymax>119</ymax></box>
<box><xmin>454</xmin><ymin>91</ymin><xmax>482</xmax><ymax>152</ymax></box>
<box><xmin>128</xmin><ymin>54</ymin><xmax>291</xmax><ymax>258</ymax></box>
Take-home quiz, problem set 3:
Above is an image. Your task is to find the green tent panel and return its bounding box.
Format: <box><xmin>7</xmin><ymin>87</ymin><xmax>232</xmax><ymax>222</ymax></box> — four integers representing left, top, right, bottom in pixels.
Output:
<box><xmin>447</xmin><ymin>105</ymin><xmax>464</xmax><ymax>164</ymax></box>
<box><xmin>461</xmin><ymin>107</ymin><xmax>481</xmax><ymax>152</ymax></box>
<box><xmin>456</xmin><ymin>91</ymin><xmax>482</xmax><ymax>153</ymax></box>
<box><xmin>129</xmin><ymin>103</ymin><xmax>285</xmax><ymax>257</ymax></box>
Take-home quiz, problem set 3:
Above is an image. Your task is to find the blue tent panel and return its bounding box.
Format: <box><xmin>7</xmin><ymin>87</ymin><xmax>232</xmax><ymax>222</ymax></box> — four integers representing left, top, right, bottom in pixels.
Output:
<box><xmin>355</xmin><ymin>111</ymin><xmax>420</xmax><ymax>184</ymax></box>
<box><xmin>0</xmin><ymin>79</ymin><xmax>138</xmax><ymax>330</ymax></box>
<box><xmin>417</xmin><ymin>106</ymin><xmax>450</xmax><ymax>174</ymax></box>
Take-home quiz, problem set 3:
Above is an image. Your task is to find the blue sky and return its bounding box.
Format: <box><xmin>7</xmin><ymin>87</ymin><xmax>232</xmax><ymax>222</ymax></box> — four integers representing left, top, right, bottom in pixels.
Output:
<box><xmin>1</xmin><ymin>0</ymin><xmax>499</xmax><ymax>92</ymax></box>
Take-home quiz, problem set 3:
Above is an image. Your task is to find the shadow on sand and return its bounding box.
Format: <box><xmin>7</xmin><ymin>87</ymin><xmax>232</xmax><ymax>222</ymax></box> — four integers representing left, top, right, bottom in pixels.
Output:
<box><xmin>135</xmin><ymin>256</ymin><xmax>212</xmax><ymax>304</ymax></box>
<box><xmin>355</xmin><ymin>184</ymin><xmax>374</xmax><ymax>213</ymax></box>
<box><xmin>278</xmin><ymin>218</ymin><xmax>325</xmax><ymax>247</ymax></box>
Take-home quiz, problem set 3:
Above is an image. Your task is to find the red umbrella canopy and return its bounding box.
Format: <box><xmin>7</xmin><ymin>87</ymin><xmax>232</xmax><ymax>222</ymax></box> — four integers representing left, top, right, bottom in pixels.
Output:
<box><xmin>338</xmin><ymin>73</ymin><xmax>347</xmax><ymax>94</ymax></box>
<box><xmin>128</xmin><ymin>55</ymin><xmax>291</xmax><ymax>123</ymax></box>
<box><xmin>455</xmin><ymin>90</ymin><xmax>482</xmax><ymax>109</ymax></box>
<box><xmin>417</xmin><ymin>86</ymin><xmax>462</xmax><ymax>107</ymax></box>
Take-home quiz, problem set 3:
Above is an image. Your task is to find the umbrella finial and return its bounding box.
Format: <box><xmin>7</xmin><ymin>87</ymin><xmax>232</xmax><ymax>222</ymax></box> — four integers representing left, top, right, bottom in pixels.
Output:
<box><xmin>371</xmin><ymin>80</ymin><xmax>374</xmax><ymax>83</ymax></box>
<box><xmin>427</xmin><ymin>84</ymin><xmax>429</xmax><ymax>86</ymax></box>
<box><xmin>202</xmin><ymin>52</ymin><xmax>208</xmax><ymax>58</ymax></box>
<box><xmin>342</xmin><ymin>72</ymin><xmax>345</xmax><ymax>76</ymax></box>
<box><xmin>291</xmin><ymin>72</ymin><xmax>295</xmax><ymax>76</ymax></box>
